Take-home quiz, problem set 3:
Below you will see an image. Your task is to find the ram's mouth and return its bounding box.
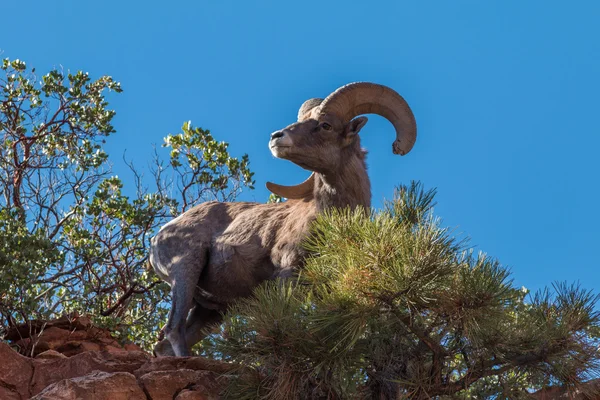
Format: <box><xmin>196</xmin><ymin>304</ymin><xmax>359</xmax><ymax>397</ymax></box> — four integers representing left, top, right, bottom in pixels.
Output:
<box><xmin>269</xmin><ymin>143</ymin><xmax>291</xmax><ymax>158</ymax></box>
<box><xmin>269</xmin><ymin>137</ymin><xmax>292</xmax><ymax>149</ymax></box>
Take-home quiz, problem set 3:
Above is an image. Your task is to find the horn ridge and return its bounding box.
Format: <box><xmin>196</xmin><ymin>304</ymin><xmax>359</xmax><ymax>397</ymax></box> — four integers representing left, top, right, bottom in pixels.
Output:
<box><xmin>318</xmin><ymin>82</ymin><xmax>417</xmax><ymax>155</ymax></box>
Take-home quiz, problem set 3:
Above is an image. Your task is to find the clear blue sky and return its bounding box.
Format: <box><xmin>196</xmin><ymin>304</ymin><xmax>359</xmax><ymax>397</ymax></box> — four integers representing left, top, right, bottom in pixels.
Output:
<box><xmin>3</xmin><ymin>1</ymin><xmax>599</xmax><ymax>294</ymax></box>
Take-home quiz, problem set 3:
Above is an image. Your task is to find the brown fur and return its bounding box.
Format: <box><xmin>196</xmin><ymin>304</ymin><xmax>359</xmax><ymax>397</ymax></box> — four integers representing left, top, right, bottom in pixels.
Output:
<box><xmin>150</xmin><ymin>113</ymin><xmax>373</xmax><ymax>356</ymax></box>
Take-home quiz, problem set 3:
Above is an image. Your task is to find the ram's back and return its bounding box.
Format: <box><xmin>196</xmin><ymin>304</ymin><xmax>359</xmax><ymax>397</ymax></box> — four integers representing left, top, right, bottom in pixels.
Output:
<box><xmin>149</xmin><ymin>199</ymin><xmax>316</xmax><ymax>288</ymax></box>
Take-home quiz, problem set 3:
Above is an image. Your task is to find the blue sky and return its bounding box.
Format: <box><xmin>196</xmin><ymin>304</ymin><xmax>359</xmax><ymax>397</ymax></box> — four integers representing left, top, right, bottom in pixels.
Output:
<box><xmin>3</xmin><ymin>1</ymin><xmax>599</xmax><ymax>293</ymax></box>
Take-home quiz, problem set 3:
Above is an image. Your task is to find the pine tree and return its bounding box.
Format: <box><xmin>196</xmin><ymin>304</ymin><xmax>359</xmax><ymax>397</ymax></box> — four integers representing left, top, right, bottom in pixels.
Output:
<box><xmin>209</xmin><ymin>182</ymin><xmax>600</xmax><ymax>399</ymax></box>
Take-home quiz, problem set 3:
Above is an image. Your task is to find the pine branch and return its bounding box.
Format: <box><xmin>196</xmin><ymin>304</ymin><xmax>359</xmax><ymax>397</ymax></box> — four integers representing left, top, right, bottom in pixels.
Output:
<box><xmin>530</xmin><ymin>379</ymin><xmax>600</xmax><ymax>399</ymax></box>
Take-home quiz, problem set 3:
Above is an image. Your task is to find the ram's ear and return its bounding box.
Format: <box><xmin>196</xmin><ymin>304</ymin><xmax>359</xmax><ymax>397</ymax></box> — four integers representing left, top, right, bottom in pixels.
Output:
<box><xmin>343</xmin><ymin>116</ymin><xmax>368</xmax><ymax>141</ymax></box>
<box><xmin>266</xmin><ymin>173</ymin><xmax>315</xmax><ymax>199</ymax></box>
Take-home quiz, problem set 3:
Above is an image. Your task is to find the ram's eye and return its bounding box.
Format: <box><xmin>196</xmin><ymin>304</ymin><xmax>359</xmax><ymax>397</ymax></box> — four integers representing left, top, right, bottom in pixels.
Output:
<box><xmin>321</xmin><ymin>122</ymin><xmax>332</xmax><ymax>131</ymax></box>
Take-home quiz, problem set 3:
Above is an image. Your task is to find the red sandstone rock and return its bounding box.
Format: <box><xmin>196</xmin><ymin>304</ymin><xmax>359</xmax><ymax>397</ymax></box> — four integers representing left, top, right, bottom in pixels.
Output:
<box><xmin>36</xmin><ymin>327</ymin><xmax>73</xmax><ymax>343</ymax></box>
<box><xmin>31</xmin><ymin>340</ymin><xmax>51</xmax><ymax>356</ymax></box>
<box><xmin>124</xmin><ymin>343</ymin><xmax>143</xmax><ymax>352</ymax></box>
<box><xmin>55</xmin><ymin>340</ymin><xmax>84</xmax><ymax>356</ymax></box>
<box><xmin>4</xmin><ymin>314</ymin><xmax>87</xmax><ymax>341</ymax></box>
<box><xmin>78</xmin><ymin>341</ymin><xmax>103</xmax><ymax>353</ymax></box>
<box><xmin>2</xmin><ymin>317</ymin><xmax>231</xmax><ymax>399</ymax></box>
<box><xmin>72</xmin><ymin>316</ymin><xmax>92</xmax><ymax>330</ymax></box>
<box><xmin>0</xmin><ymin>343</ymin><xmax>33</xmax><ymax>399</ymax></box>
<box><xmin>98</xmin><ymin>337</ymin><xmax>118</xmax><ymax>345</ymax></box>
<box><xmin>175</xmin><ymin>389</ymin><xmax>211</xmax><ymax>400</ymax></box>
<box><xmin>30</xmin><ymin>350</ymin><xmax>150</xmax><ymax>395</ymax></box>
<box><xmin>139</xmin><ymin>369</ymin><xmax>222</xmax><ymax>400</ymax></box>
<box><xmin>0</xmin><ymin>388</ymin><xmax>21</xmax><ymax>400</ymax></box>
<box><xmin>62</xmin><ymin>330</ymin><xmax>90</xmax><ymax>341</ymax></box>
<box><xmin>134</xmin><ymin>355</ymin><xmax>235</xmax><ymax>377</ymax></box>
<box><xmin>5</xmin><ymin>314</ymin><xmax>140</xmax><ymax>357</ymax></box>
<box><xmin>105</xmin><ymin>345</ymin><xmax>128</xmax><ymax>354</ymax></box>
<box><xmin>31</xmin><ymin>371</ymin><xmax>146</xmax><ymax>400</ymax></box>
<box><xmin>35</xmin><ymin>349</ymin><xmax>68</xmax><ymax>360</ymax></box>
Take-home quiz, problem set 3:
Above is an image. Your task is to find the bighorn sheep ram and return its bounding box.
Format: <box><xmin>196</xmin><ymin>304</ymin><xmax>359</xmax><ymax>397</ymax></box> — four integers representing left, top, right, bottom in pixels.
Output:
<box><xmin>150</xmin><ymin>82</ymin><xmax>417</xmax><ymax>356</ymax></box>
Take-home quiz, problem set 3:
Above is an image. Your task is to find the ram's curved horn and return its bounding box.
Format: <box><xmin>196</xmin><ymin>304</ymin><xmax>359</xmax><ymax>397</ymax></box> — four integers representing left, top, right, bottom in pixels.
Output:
<box><xmin>266</xmin><ymin>173</ymin><xmax>315</xmax><ymax>199</ymax></box>
<box><xmin>297</xmin><ymin>98</ymin><xmax>323</xmax><ymax>121</ymax></box>
<box><xmin>318</xmin><ymin>82</ymin><xmax>417</xmax><ymax>155</ymax></box>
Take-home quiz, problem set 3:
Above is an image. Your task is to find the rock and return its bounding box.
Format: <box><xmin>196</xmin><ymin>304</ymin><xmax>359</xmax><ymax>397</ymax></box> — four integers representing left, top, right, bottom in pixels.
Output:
<box><xmin>31</xmin><ymin>350</ymin><xmax>151</xmax><ymax>395</ymax></box>
<box><xmin>80</xmin><ymin>341</ymin><xmax>102</xmax><ymax>352</ymax></box>
<box><xmin>54</xmin><ymin>340</ymin><xmax>103</xmax><ymax>357</ymax></box>
<box><xmin>134</xmin><ymin>355</ymin><xmax>235</xmax><ymax>377</ymax></box>
<box><xmin>35</xmin><ymin>350</ymin><xmax>68</xmax><ymax>360</ymax></box>
<box><xmin>1</xmin><ymin>341</ymin><xmax>230</xmax><ymax>399</ymax></box>
<box><xmin>0</xmin><ymin>387</ymin><xmax>22</xmax><ymax>400</ymax></box>
<box><xmin>72</xmin><ymin>316</ymin><xmax>92</xmax><ymax>330</ymax></box>
<box><xmin>5</xmin><ymin>314</ymin><xmax>143</xmax><ymax>358</ymax></box>
<box><xmin>97</xmin><ymin>337</ymin><xmax>117</xmax><ymax>345</ymax></box>
<box><xmin>31</xmin><ymin>340</ymin><xmax>51</xmax><ymax>356</ymax></box>
<box><xmin>0</xmin><ymin>343</ymin><xmax>33</xmax><ymax>399</ymax></box>
<box><xmin>4</xmin><ymin>313</ymin><xmax>87</xmax><ymax>341</ymax></box>
<box><xmin>31</xmin><ymin>371</ymin><xmax>146</xmax><ymax>400</ymax></box>
<box><xmin>54</xmin><ymin>341</ymin><xmax>83</xmax><ymax>356</ymax></box>
<box><xmin>104</xmin><ymin>345</ymin><xmax>127</xmax><ymax>354</ymax></box>
<box><xmin>36</xmin><ymin>327</ymin><xmax>73</xmax><ymax>343</ymax></box>
<box><xmin>61</xmin><ymin>330</ymin><xmax>91</xmax><ymax>341</ymax></box>
<box><xmin>84</xmin><ymin>326</ymin><xmax>103</xmax><ymax>338</ymax></box>
<box><xmin>139</xmin><ymin>369</ymin><xmax>222</xmax><ymax>400</ymax></box>
<box><xmin>123</xmin><ymin>343</ymin><xmax>143</xmax><ymax>352</ymax></box>
<box><xmin>175</xmin><ymin>389</ymin><xmax>210</xmax><ymax>400</ymax></box>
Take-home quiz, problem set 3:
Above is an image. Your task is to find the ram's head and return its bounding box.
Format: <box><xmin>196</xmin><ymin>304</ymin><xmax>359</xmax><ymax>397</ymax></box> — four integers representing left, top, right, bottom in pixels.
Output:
<box><xmin>267</xmin><ymin>82</ymin><xmax>417</xmax><ymax>199</ymax></box>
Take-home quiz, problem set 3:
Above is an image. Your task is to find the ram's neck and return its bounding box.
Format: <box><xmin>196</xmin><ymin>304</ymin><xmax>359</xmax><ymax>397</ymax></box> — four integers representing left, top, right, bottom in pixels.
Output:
<box><xmin>313</xmin><ymin>155</ymin><xmax>371</xmax><ymax>212</ymax></box>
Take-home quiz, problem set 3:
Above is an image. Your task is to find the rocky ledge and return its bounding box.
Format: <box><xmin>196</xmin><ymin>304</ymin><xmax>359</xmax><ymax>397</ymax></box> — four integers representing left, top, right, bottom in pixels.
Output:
<box><xmin>0</xmin><ymin>315</ymin><xmax>233</xmax><ymax>399</ymax></box>
<box><xmin>4</xmin><ymin>314</ymin><xmax>143</xmax><ymax>357</ymax></box>
<box><xmin>0</xmin><ymin>343</ymin><xmax>233</xmax><ymax>399</ymax></box>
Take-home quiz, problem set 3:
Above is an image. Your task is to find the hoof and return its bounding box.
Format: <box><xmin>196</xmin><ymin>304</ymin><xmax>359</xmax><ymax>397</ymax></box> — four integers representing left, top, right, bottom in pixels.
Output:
<box><xmin>153</xmin><ymin>339</ymin><xmax>175</xmax><ymax>357</ymax></box>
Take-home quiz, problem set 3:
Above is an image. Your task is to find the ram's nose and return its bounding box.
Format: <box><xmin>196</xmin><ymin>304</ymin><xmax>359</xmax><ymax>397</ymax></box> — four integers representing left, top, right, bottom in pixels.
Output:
<box><xmin>270</xmin><ymin>131</ymin><xmax>284</xmax><ymax>140</ymax></box>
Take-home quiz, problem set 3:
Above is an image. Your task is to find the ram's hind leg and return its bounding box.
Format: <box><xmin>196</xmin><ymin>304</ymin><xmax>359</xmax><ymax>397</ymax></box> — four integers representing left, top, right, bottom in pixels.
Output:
<box><xmin>184</xmin><ymin>304</ymin><xmax>223</xmax><ymax>351</ymax></box>
<box><xmin>154</xmin><ymin>253</ymin><xmax>206</xmax><ymax>357</ymax></box>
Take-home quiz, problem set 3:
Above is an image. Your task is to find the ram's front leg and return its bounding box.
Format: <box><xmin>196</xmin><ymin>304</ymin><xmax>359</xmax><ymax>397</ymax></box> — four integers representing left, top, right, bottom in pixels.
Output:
<box><xmin>272</xmin><ymin>268</ymin><xmax>301</xmax><ymax>282</ymax></box>
<box><xmin>270</xmin><ymin>246</ymin><xmax>305</xmax><ymax>281</ymax></box>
